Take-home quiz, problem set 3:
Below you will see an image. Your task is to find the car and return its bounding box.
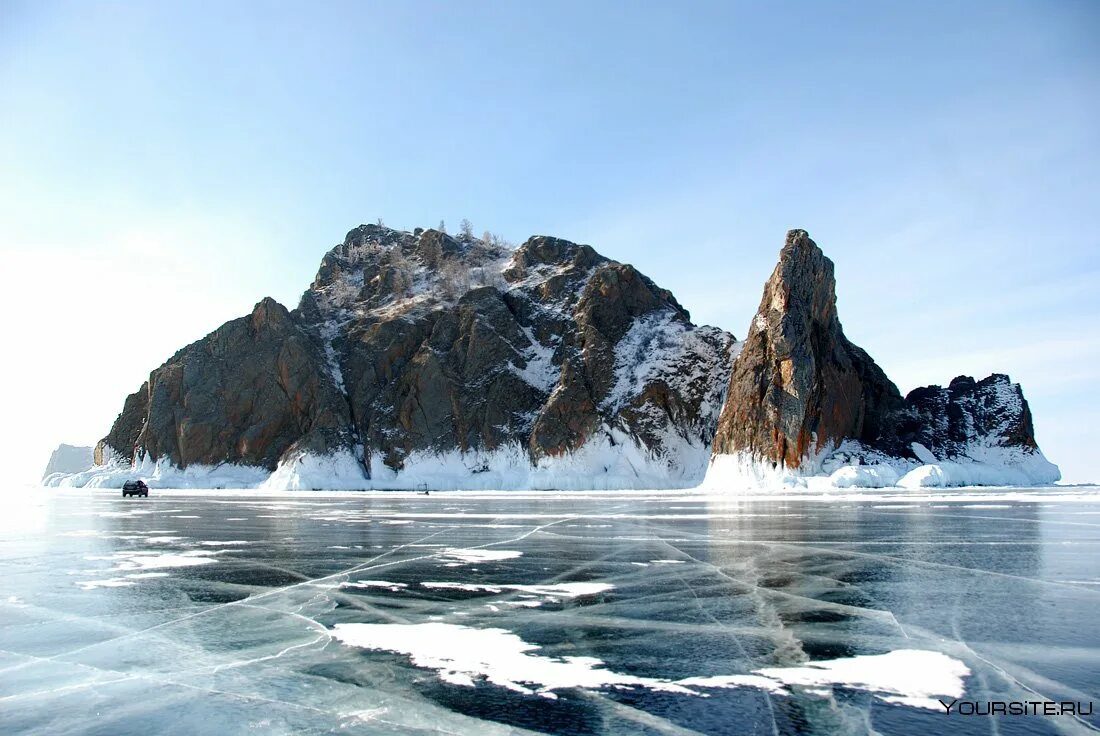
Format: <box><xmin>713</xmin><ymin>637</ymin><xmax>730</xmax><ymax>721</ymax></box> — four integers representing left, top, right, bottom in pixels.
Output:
<box><xmin>122</xmin><ymin>480</ymin><xmax>149</xmax><ymax>498</ymax></box>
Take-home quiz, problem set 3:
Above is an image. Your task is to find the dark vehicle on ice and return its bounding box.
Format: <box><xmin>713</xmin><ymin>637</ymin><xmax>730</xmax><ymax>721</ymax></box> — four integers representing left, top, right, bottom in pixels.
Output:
<box><xmin>122</xmin><ymin>480</ymin><xmax>149</xmax><ymax>498</ymax></box>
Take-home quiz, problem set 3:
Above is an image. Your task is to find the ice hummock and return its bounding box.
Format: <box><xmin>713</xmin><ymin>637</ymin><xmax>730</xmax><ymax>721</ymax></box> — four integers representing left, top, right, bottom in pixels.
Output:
<box><xmin>703</xmin><ymin>438</ymin><xmax>1060</xmax><ymax>492</ymax></box>
<box><xmin>48</xmin><ymin>431</ymin><xmax>714</xmax><ymax>491</ymax></box>
<box><xmin>46</xmin><ymin>435</ymin><xmax>1060</xmax><ymax>491</ymax></box>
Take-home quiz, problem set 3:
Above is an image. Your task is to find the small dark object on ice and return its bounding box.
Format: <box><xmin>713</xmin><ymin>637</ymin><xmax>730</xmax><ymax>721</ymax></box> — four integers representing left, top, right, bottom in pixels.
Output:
<box><xmin>122</xmin><ymin>480</ymin><xmax>148</xmax><ymax>497</ymax></box>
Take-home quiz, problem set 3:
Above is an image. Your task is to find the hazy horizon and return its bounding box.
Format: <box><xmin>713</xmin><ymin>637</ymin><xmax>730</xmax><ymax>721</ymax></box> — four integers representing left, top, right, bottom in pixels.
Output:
<box><xmin>3</xmin><ymin>1</ymin><xmax>1098</xmax><ymax>484</ymax></box>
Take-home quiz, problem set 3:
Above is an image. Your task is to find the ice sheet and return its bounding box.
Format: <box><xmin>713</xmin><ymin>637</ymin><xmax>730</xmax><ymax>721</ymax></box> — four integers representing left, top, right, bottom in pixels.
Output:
<box><xmin>2</xmin><ymin>487</ymin><xmax>1098</xmax><ymax>735</ymax></box>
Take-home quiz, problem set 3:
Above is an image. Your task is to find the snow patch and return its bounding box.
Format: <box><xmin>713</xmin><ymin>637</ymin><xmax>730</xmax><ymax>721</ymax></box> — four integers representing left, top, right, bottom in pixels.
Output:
<box><xmin>749</xmin><ymin>649</ymin><xmax>970</xmax><ymax>711</ymax></box>
<box><xmin>420</xmin><ymin>582</ymin><xmax>613</xmax><ymax>598</ymax></box>
<box><xmin>508</xmin><ymin>325</ymin><xmax>559</xmax><ymax>394</ymax></box>
<box><xmin>46</xmin><ymin>455</ymin><xmax>270</xmax><ymax>489</ymax></box>
<box><xmin>330</xmin><ymin>622</ymin><xmax>969</xmax><ymax>708</ymax></box>
<box><xmin>439</xmin><ymin>548</ymin><xmax>522</xmax><ymax>565</ymax></box>
<box><xmin>87</xmin><ymin>550</ymin><xmax>221</xmax><ymax>571</ymax></box>
<box><xmin>49</xmin><ymin>434</ymin><xmax>711</xmax><ymax>491</ymax></box>
<box><xmin>260</xmin><ymin>450</ymin><xmax>368</xmax><ymax>491</ymax></box>
<box><xmin>707</xmin><ymin>441</ymin><xmax>1060</xmax><ymax>493</ymax></box>
<box><xmin>368</xmin><ymin>434</ymin><xmax>709</xmax><ymax>491</ymax></box>
<box><xmin>829</xmin><ymin>465</ymin><xmax>901</xmax><ymax>488</ymax></box>
<box><xmin>330</xmin><ymin>622</ymin><xmax>692</xmax><ymax>698</ymax></box>
<box><xmin>340</xmin><ymin>581</ymin><xmax>408</xmax><ymax>592</ymax></box>
<box><xmin>76</xmin><ymin>578</ymin><xmax>135</xmax><ymax>590</ymax></box>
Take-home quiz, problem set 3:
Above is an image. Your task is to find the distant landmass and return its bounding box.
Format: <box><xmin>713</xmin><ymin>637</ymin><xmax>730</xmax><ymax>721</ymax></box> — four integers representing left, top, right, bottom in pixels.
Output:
<box><xmin>42</xmin><ymin>444</ymin><xmax>93</xmax><ymax>482</ymax></box>
<box><xmin>45</xmin><ymin>226</ymin><xmax>1058</xmax><ymax>490</ymax></box>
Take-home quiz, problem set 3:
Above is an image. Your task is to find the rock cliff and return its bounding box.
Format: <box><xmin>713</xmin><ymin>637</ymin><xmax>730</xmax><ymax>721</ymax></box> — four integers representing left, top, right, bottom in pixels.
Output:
<box><xmin>85</xmin><ymin>224</ymin><xmax>735</xmax><ymax>489</ymax></box>
<box><xmin>95</xmin><ymin>297</ymin><xmax>353</xmax><ymax>471</ymax></box>
<box><xmin>709</xmin><ymin>230</ymin><xmax>1059</xmax><ymax>487</ymax></box>
<box><xmin>711</xmin><ymin>229</ymin><xmax>902</xmax><ymax>468</ymax></box>
<box><xmin>55</xmin><ymin>223</ymin><xmax>1057</xmax><ymax>491</ymax></box>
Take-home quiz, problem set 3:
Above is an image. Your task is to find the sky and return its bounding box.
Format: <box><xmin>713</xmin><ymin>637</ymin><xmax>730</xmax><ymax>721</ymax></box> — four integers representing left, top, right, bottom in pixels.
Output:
<box><xmin>1</xmin><ymin>1</ymin><xmax>1097</xmax><ymax>484</ymax></box>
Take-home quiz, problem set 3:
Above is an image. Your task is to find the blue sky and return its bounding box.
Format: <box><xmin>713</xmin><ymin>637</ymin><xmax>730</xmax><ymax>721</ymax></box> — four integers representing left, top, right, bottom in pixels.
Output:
<box><xmin>2</xmin><ymin>1</ymin><xmax>1098</xmax><ymax>483</ymax></box>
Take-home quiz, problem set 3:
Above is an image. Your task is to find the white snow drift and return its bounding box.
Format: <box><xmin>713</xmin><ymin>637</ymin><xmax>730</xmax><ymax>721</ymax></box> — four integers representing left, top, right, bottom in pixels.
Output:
<box><xmin>704</xmin><ymin>439</ymin><xmax>1059</xmax><ymax>492</ymax></box>
<box><xmin>330</xmin><ymin>621</ymin><xmax>969</xmax><ymax>709</ymax></box>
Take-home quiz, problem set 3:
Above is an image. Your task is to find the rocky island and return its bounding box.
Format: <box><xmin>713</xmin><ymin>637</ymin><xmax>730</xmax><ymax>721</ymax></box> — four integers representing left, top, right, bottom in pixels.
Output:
<box><xmin>49</xmin><ymin>226</ymin><xmax>1058</xmax><ymax>490</ymax></box>
<box><xmin>707</xmin><ymin>230</ymin><xmax>1058</xmax><ymax>488</ymax></box>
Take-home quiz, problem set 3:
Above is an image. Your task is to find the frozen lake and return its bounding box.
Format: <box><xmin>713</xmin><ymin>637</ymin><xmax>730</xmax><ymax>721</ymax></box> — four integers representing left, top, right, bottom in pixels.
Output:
<box><xmin>2</xmin><ymin>487</ymin><xmax>1099</xmax><ymax>735</ymax></box>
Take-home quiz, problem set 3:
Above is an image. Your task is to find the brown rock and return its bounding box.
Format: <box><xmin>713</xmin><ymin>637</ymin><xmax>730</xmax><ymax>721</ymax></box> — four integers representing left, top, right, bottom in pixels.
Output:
<box><xmin>99</xmin><ymin>297</ymin><xmax>354</xmax><ymax>470</ymax></box>
<box><xmin>712</xmin><ymin>229</ymin><xmax>902</xmax><ymax>468</ymax></box>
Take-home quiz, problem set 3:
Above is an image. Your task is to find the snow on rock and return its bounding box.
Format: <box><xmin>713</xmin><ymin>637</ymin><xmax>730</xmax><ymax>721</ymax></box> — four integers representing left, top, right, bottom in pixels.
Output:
<box><xmin>260</xmin><ymin>450</ymin><xmax>369</xmax><ymax>491</ymax></box>
<box><xmin>704</xmin><ymin>442</ymin><xmax>1060</xmax><ymax>492</ymax></box>
<box><xmin>366</xmin><ymin>433</ymin><xmax>713</xmax><ymax>491</ymax></box>
<box><xmin>45</xmin><ymin>455</ymin><xmax>270</xmax><ymax>489</ymax></box>
<box><xmin>508</xmin><ymin>325</ymin><xmax>560</xmax><ymax>394</ymax></box>
<box><xmin>829</xmin><ymin>465</ymin><xmax>901</xmax><ymax>489</ymax></box>
<box><xmin>48</xmin><ymin>226</ymin><xmax>1059</xmax><ymax>493</ymax></box>
<box><xmin>895</xmin><ymin>447</ymin><xmax>1061</xmax><ymax>489</ymax></box>
<box><xmin>708</xmin><ymin>230</ymin><xmax>1060</xmax><ymax>492</ymax></box>
<box><xmin>58</xmin><ymin>223</ymin><xmax>736</xmax><ymax>492</ymax></box>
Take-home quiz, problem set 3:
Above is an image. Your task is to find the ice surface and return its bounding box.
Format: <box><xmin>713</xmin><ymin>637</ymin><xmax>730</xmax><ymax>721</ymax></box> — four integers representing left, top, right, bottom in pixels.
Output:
<box><xmin>2</xmin><ymin>486</ymin><xmax>1098</xmax><ymax>735</ymax></box>
<box><xmin>331</xmin><ymin>623</ymin><xmax>967</xmax><ymax>708</ymax></box>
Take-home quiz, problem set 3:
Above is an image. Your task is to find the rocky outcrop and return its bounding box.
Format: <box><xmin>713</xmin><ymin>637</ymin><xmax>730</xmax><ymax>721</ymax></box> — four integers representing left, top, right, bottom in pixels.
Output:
<box><xmin>97</xmin><ymin>297</ymin><xmax>354</xmax><ymax>471</ymax></box>
<box><xmin>710</xmin><ymin>229</ymin><xmax>1058</xmax><ymax>486</ymax></box>
<box><xmin>711</xmin><ymin>229</ymin><xmax>902</xmax><ymax>468</ymax></box>
<box><xmin>304</xmin><ymin>226</ymin><xmax>735</xmax><ymax>485</ymax></box>
<box><xmin>74</xmin><ymin>222</ymin><xmax>1057</xmax><ymax>490</ymax></box>
<box><xmin>42</xmin><ymin>444</ymin><xmax>93</xmax><ymax>480</ymax></box>
<box><xmin>89</xmin><ymin>224</ymin><xmax>735</xmax><ymax>488</ymax></box>
<box><xmin>880</xmin><ymin>374</ymin><xmax>1041</xmax><ymax>459</ymax></box>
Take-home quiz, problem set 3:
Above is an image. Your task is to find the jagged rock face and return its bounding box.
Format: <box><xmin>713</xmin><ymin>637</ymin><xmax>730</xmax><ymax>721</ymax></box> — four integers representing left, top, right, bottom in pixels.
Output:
<box><xmin>881</xmin><ymin>374</ymin><xmax>1040</xmax><ymax>459</ymax></box>
<box><xmin>97</xmin><ymin>224</ymin><xmax>735</xmax><ymax>485</ymax></box>
<box><xmin>96</xmin><ymin>387</ymin><xmax>149</xmax><ymax>466</ymax></box>
<box><xmin>712</xmin><ymin>230</ymin><xmax>902</xmax><ymax>468</ymax></box>
<box><xmin>712</xmin><ymin>229</ymin><xmax>1052</xmax><ymax>479</ymax></box>
<box><xmin>301</xmin><ymin>226</ymin><xmax>735</xmax><ymax>476</ymax></box>
<box><xmin>98</xmin><ymin>298</ymin><xmax>354</xmax><ymax>470</ymax></box>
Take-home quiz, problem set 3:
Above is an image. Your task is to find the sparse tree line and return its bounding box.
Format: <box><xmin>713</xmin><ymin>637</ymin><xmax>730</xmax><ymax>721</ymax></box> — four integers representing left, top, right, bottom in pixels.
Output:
<box><xmin>339</xmin><ymin>218</ymin><xmax>513</xmax><ymax>300</ymax></box>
